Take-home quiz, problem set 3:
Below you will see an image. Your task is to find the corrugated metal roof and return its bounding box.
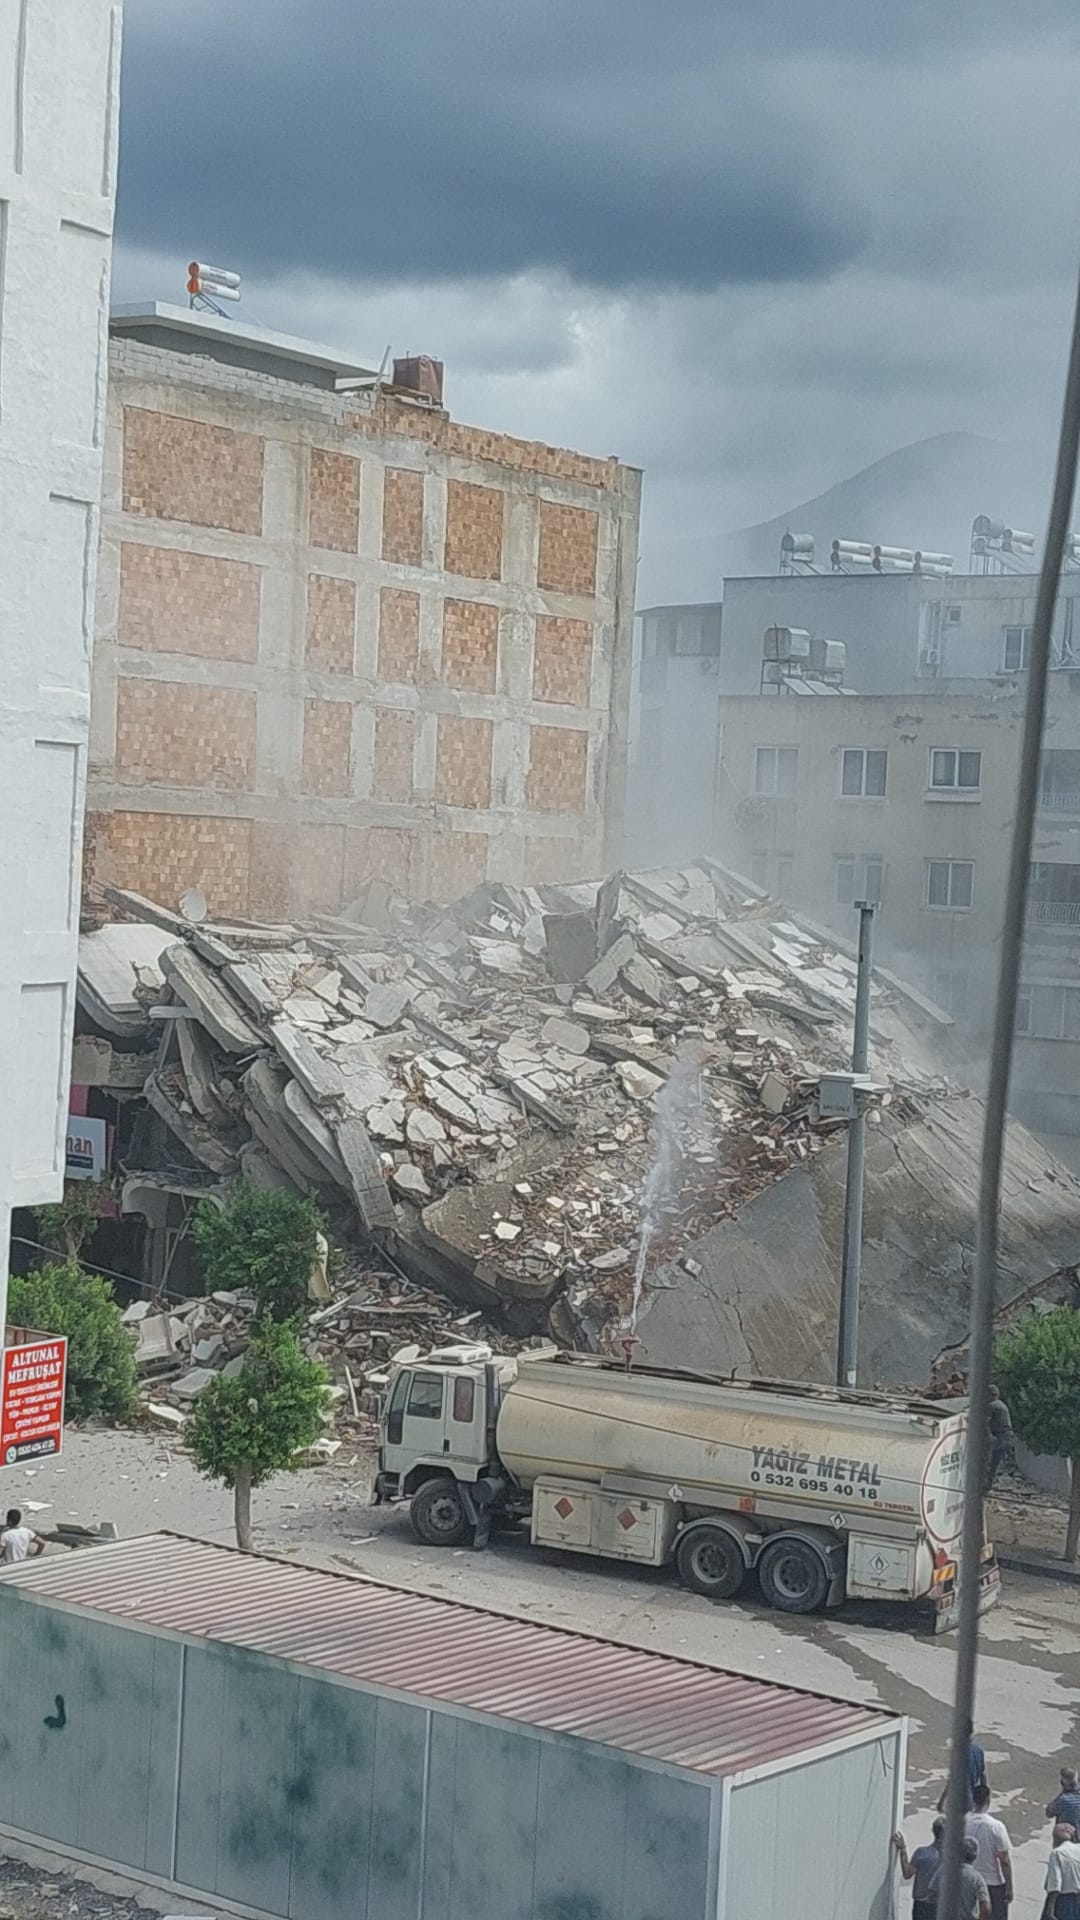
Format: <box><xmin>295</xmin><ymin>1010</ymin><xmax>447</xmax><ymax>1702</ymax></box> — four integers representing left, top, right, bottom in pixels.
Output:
<box><xmin>0</xmin><ymin>1533</ymin><xmax>892</xmax><ymax>1780</ymax></box>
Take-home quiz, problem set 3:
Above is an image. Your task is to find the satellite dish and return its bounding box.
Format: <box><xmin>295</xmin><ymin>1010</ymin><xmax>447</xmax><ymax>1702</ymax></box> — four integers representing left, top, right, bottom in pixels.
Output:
<box><xmin>179</xmin><ymin>887</ymin><xmax>208</xmax><ymax>924</ymax></box>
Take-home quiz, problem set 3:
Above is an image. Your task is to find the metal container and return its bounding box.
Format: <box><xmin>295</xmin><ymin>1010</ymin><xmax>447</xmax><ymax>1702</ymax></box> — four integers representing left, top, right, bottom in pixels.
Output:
<box><xmin>0</xmin><ymin>1532</ymin><xmax>905</xmax><ymax>1920</ymax></box>
<box><xmin>762</xmin><ymin>625</ymin><xmax>811</xmax><ymax>661</ymax></box>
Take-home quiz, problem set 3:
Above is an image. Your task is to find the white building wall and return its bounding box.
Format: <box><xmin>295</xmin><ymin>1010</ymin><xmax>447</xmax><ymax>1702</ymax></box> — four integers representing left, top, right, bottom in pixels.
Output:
<box><xmin>0</xmin><ymin>1</ymin><xmax>122</xmax><ymax>1313</ymax></box>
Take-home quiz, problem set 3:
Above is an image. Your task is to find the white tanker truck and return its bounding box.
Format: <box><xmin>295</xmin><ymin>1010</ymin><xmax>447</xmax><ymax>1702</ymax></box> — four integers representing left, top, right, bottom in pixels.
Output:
<box><xmin>375</xmin><ymin>1348</ymin><xmax>1000</xmax><ymax>1628</ymax></box>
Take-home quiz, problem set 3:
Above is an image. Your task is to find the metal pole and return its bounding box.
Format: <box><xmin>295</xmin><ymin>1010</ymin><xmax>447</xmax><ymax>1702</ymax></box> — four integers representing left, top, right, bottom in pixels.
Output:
<box><xmin>936</xmin><ymin>255</ymin><xmax>1080</xmax><ymax>1920</ymax></box>
<box><xmin>837</xmin><ymin>899</ymin><xmax>876</xmax><ymax>1389</ymax></box>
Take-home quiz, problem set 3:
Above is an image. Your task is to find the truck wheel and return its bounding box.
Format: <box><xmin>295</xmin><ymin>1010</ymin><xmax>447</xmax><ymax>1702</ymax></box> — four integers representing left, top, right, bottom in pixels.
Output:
<box><xmin>757</xmin><ymin>1537</ymin><xmax>829</xmax><ymax>1614</ymax></box>
<box><xmin>675</xmin><ymin>1526</ymin><xmax>746</xmax><ymax>1601</ymax></box>
<box><xmin>410</xmin><ymin>1478</ymin><xmax>472</xmax><ymax>1547</ymax></box>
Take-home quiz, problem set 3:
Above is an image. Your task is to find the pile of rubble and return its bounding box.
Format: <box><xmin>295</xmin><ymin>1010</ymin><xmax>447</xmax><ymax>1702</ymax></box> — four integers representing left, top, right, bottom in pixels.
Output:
<box><xmin>127</xmin><ymin>1254</ymin><xmax>531</xmax><ymax>1442</ymax></box>
<box><xmin>81</xmin><ymin>858</ymin><xmax>953</xmax><ymax>1352</ymax></box>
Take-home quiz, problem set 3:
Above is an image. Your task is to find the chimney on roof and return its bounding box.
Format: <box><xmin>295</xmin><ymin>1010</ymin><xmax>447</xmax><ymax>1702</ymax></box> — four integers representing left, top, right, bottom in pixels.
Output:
<box><xmin>392</xmin><ymin>354</ymin><xmax>444</xmax><ymax>405</ymax></box>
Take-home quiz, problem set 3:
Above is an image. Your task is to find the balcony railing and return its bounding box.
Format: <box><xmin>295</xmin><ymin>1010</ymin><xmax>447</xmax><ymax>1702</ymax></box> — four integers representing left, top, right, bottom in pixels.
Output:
<box><xmin>1026</xmin><ymin>899</ymin><xmax>1080</xmax><ymax>924</ymax></box>
<box><xmin>1038</xmin><ymin>787</ymin><xmax>1080</xmax><ymax>813</ymax></box>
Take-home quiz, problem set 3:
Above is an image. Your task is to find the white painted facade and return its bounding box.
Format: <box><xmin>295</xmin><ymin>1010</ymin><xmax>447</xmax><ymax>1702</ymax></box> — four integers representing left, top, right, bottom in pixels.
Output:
<box><xmin>0</xmin><ymin>1</ymin><xmax>122</xmax><ymax>1319</ymax></box>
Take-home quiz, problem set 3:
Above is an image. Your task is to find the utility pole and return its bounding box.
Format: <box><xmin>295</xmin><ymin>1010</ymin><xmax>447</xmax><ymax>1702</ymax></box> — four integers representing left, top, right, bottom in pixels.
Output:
<box><xmin>836</xmin><ymin>899</ymin><xmax>876</xmax><ymax>1390</ymax></box>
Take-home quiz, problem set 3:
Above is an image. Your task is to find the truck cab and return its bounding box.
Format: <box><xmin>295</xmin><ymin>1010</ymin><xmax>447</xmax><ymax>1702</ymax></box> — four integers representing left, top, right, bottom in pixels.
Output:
<box><xmin>375</xmin><ymin>1345</ymin><xmax>516</xmax><ymax>1544</ymax></box>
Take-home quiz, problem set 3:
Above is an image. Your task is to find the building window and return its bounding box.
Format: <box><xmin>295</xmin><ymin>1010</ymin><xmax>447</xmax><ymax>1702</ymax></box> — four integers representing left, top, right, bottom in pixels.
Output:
<box><xmin>930</xmin><ymin>748</ymin><xmax>981</xmax><ymax>793</ymax></box>
<box><xmin>1003</xmin><ymin>625</ymin><xmax>1031</xmax><ymax>672</ymax></box>
<box><xmin>1016</xmin><ymin>983</ymin><xmax>1080</xmax><ymax>1040</ymax></box>
<box><xmin>836</xmin><ymin>854</ymin><xmax>885</xmax><ymax>906</ymax></box>
<box><xmin>863</xmin><ymin>856</ymin><xmax>885</xmax><ymax>902</ymax></box>
<box><xmin>933</xmin><ymin>969</ymin><xmax>969</xmax><ymax>1018</ymax></box>
<box><xmin>749</xmin><ymin>852</ymin><xmax>769</xmax><ymax>890</ymax></box>
<box><xmin>926</xmin><ymin>859</ymin><xmax>974</xmax><ymax>909</ymax></box>
<box><xmin>841</xmin><ymin>748</ymin><xmax>887</xmax><ymax>797</ymax></box>
<box><xmin>754</xmin><ymin>746</ymin><xmax>798</xmax><ymax>796</ymax></box>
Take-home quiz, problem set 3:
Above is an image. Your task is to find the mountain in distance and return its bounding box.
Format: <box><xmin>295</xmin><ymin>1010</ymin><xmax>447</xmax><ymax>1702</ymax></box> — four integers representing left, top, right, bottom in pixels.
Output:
<box><xmin>717</xmin><ymin>430</ymin><xmax>1052</xmax><ymax>583</ymax></box>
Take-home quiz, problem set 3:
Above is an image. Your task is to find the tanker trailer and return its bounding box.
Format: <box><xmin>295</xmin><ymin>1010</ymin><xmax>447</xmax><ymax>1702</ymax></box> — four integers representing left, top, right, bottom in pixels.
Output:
<box><xmin>375</xmin><ymin>1348</ymin><xmax>999</xmax><ymax>1627</ymax></box>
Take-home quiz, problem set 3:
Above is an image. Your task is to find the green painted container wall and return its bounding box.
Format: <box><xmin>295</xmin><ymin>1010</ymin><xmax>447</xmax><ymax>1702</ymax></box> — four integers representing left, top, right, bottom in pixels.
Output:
<box><xmin>0</xmin><ymin>1590</ymin><xmax>715</xmax><ymax>1920</ymax></box>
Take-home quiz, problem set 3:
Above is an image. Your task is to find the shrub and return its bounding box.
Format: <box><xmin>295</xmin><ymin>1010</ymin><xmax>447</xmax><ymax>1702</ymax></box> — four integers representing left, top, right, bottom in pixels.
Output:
<box><xmin>995</xmin><ymin>1305</ymin><xmax>1080</xmax><ymax>1559</ymax></box>
<box><xmin>8</xmin><ymin>1261</ymin><xmax>136</xmax><ymax>1421</ymax></box>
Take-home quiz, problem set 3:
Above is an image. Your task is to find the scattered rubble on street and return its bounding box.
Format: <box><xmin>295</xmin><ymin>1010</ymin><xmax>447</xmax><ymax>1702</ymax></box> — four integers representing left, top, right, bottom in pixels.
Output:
<box><xmin>79</xmin><ymin>858</ymin><xmax>963</xmax><ymax>1367</ymax></box>
<box><xmin>129</xmin><ymin>1253</ymin><xmax>536</xmax><ymax>1442</ymax></box>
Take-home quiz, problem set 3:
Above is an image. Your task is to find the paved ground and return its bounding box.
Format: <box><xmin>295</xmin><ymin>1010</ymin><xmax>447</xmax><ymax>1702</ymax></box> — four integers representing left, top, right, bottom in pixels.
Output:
<box><xmin>9</xmin><ymin>1428</ymin><xmax>1080</xmax><ymax>1919</ymax></box>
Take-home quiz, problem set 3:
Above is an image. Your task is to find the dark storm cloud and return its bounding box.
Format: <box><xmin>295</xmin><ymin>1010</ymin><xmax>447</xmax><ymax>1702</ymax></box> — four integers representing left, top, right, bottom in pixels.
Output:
<box><xmin>118</xmin><ymin>0</ymin><xmax>874</xmax><ymax>291</ymax></box>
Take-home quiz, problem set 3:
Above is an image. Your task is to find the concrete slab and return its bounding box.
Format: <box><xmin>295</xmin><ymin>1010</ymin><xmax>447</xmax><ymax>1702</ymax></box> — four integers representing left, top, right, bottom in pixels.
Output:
<box><xmin>160</xmin><ymin>945</ymin><xmax>262</xmax><ymax>1053</ymax></box>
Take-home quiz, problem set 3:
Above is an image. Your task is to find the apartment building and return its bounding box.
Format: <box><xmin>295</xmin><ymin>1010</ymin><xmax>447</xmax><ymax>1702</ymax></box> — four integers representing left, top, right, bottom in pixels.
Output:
<box><xmin>626</xmin><ymin>569</ymin><xmax>1080</xmax><ymax>868</ymax></box>
<box><xmin>0</xmin><ymin>2</ymin><xmax>121</xmax><ymax>1309</ymax></box>
<box><xmin>718</xmin><ymin>570</ymin><xmax>1080</xmax><ymax>695</ymax></box>
<box><xmin>713</xmin><ymin>686</ymin><xmax>1080</xmax><ymax>1136</ymax></box>
<box><xmin>86</xmin><ymin>306</ymin><xmax>642</xmax><ymax>920</ymax></box>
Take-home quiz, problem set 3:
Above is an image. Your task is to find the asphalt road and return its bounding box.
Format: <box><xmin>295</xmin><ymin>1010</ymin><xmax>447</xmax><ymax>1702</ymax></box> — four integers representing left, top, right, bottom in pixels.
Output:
<box><xmin>15</xmin><ymin>1428</ymin><xmax>1080</xmax><ymax>1920</ymax></box>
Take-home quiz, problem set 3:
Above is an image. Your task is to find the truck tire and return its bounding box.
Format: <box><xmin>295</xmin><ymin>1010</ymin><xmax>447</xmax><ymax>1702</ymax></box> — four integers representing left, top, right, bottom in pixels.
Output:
<box><xmin>675</xmin><ymin>1525</ymin><xmax>747</xmax><ymax>1601</ymax></box>
<box><xmin>757</xmin><ymin>1536</ymin><xmax>829</xmax><ymax>1614</ymax></box>
<box><xmin>410</xmin><ymin>1478</ymin><xmax>472</xmax><ymax>1547</ymax></box>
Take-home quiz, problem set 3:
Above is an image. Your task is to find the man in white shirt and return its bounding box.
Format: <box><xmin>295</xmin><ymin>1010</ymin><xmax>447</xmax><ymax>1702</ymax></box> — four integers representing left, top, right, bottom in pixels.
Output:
<box><xmin>967</xmin><ymin>1783</ymin><xmax>1014</xmax><ymax>1919</ymax></box>
<box><xmin>0</xmin><ymin>1507</ymin><xmax>44</xmax><ymax>1563</ymax></box>
<box><xmin>1045</xmin><ymin>1822</ymin><xmax>1080</xmax><ymax>1919</ymax></box>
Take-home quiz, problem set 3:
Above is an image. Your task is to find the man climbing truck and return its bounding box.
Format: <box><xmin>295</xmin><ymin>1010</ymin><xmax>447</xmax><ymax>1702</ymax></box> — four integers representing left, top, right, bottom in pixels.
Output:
<box><xmin>375</xmin><ymin>1348</ymin><xmax>1000</xmax><ymax>1628</ymax></box>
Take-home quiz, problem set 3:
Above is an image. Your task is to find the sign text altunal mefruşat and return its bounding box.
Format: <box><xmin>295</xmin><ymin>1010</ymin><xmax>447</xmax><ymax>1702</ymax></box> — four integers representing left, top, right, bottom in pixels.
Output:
<box><xmin>0</xmin><ymin>1338</ymin><xmax>67</xmax><ymax>1464</ymax></box>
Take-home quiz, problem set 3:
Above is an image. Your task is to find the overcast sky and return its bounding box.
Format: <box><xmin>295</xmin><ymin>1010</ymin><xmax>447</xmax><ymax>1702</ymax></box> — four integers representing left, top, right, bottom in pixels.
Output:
<box><xmin>112</xmin><ymin>1</ymin><xmax>1080</xmax><ymax>602</ymax></box>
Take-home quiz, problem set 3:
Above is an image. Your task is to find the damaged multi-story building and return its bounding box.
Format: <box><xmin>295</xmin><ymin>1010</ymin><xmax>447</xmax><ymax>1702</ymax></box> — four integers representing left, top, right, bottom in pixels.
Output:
<box><xmin>84</xmin><ymin>303</ymin><xmax>641</xmax><ymax>920</ymax></box>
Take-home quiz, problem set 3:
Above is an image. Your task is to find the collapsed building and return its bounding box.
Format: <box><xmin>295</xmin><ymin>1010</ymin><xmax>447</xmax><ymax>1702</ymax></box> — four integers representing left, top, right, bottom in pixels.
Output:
<box><xmin>72</xmin><ymin>859</ymin><xmax>1080</xmax><ymax>1402</ymax></box>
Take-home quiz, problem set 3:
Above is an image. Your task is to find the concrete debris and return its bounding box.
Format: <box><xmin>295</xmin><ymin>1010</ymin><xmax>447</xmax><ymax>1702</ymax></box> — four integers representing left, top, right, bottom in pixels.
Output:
<box><xmin>86</xmin><ymin>857</ymin><xmax>965</xmax><ymax>1362</ymax></box>
<box><xmin>406</xmin><ymin>1107</ymin><xmax>447</xmax><ymax>1147</ymax></box>
<box><xmin>615</xmin><ymin>1060</ymin><xmax>664</xmax><ymax>1102</ymax></box>
<box><xmin>171</xmin><ymin>1368</ymin><xmax>217</xmax><ymax>1400</ymax></box>
<box><xmin>393</xmin><ymin>1163</ymin><xmax>432</xmax><ymax>1201</ymax></box>
<box><xmin>364</xmin><ymin>982</ymin><xmax>415</xmax><ymax>1030</ymax></box>
<box><xmin>542</xmin><ymin>910</ymin><xmax>598</xmax><ymax>983</ymax></box>
<box><xmin>539</xmin><ymin>1016</ymin><xmax>590</xmax><ymax>1055</ymax></box>
<box><xmin>146</xmin><ymin>1401</ymin><xmax>186</xmax><ymax>1429</ymax></box>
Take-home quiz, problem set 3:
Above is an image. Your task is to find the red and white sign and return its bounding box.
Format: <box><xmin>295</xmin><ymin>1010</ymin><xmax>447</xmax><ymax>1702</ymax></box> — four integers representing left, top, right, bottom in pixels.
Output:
<box><xmin>0</xmin><ymin>1339</ymin><xmax>67</xmax><ymax>1465</ymax></box>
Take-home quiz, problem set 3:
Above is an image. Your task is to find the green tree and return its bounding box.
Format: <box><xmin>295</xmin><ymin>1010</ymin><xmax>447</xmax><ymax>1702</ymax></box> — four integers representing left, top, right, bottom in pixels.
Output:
<box><xmin>192</xmin><ymin>1182</ymin><xmax>322</xmax><ymax>1325</ymax></box>
<box><xmin>995</xmin><ymin>1306</ymin><xmax>1080</xmax><ymax>1559</ymax></box>
<box><xmin>186</xmin><ymin>1320</ymin><xmax>328</xmax><ymax>1549</ymax></box>
<box><xmin>8</xmin><ymin>1261</ymin><xmax>136</xmax><ymax>1422</ymax></box>
<box><xmin>35</xmin><ymin>1182</ymin><xmax>109</xmax><ymax>1260</ymax></box>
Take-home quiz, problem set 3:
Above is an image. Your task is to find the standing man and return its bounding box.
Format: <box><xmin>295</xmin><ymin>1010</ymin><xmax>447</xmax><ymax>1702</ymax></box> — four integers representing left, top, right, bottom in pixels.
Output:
<box><xmin>987</xmin><ymin>1385</ymin><xmax>1016</xmax><ymax>1488</ymax></box>
<box><xmin>1043</xmin><ymin>1822</ymin><xmax>1080</xmax><ymax>1919</ymax></box>
<box><xmin>0</xmin><ymin>1508</ymin><xmax>44</xmax><ymax>1562</ymax></box>
<box><xmin>931</xmin><ymin>1835</ymin><xmax>991</xmax><ymax>1920</ymax></box>
<box><xmin>894</xmin><ymin>1816</ymin><xmax>944</xmax><ymax>1920</ymax></box>
<box><xmin>1047</xmin><ymin>1770</ymin><xmax>1080</xmax><ymax>1836</ymax></box>
<box><xmin>940</xmin><ymin>1719</ymin><xmax>988</xmax><ymax>1812</ymax></box>
<box><xmin>966</xmin><ymin>1783</ymin><xmax>1014</xmax><ymax>1918</ymax></box>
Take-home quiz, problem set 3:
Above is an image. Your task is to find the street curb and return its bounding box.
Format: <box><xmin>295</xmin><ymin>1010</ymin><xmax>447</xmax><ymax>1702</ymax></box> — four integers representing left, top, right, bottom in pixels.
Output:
<box><xmin>998</xmin><ymin>1549</ymin><xmax>1080</xmax><ymax>1586</ymax></box>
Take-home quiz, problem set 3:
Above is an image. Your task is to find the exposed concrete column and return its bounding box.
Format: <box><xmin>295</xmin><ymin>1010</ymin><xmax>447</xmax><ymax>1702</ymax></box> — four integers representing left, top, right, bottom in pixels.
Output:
<box><xmin>255</xmin><ymin>439</ymin><xmax>305</xmax><ymax>798</ymax></box>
